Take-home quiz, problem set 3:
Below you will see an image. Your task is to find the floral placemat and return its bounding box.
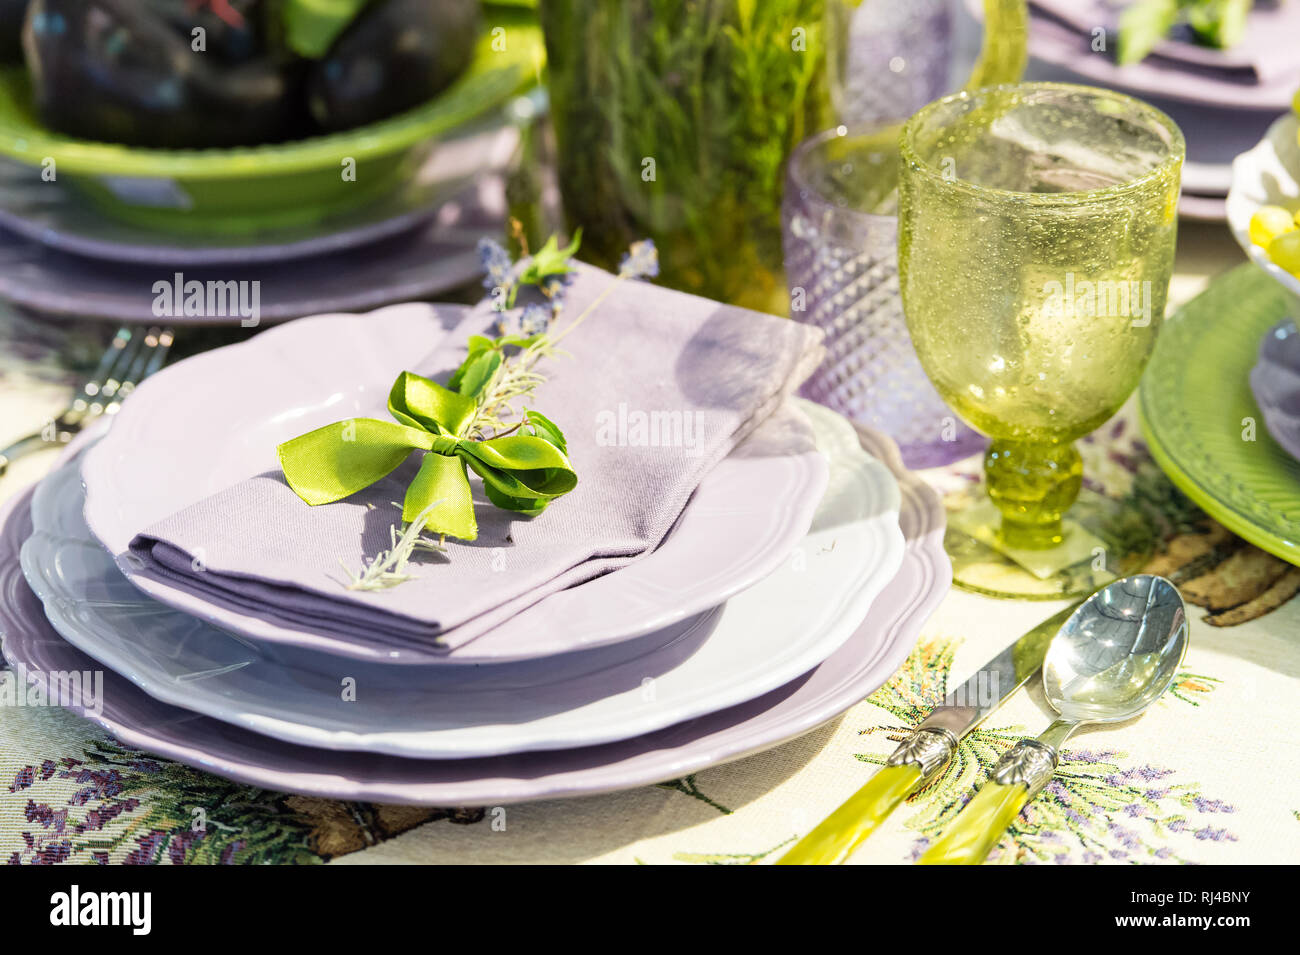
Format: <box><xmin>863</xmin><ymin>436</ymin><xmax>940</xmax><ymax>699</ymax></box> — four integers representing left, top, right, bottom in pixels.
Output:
<box><xmin>2</xmin><ymin>235</ymin><xmax>1297</xmax><ymax>865</ymax></box>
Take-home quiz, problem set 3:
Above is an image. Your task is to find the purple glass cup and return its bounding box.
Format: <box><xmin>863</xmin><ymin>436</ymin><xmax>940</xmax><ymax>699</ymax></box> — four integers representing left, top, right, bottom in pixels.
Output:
<box><xmin>781</xmin><ymin>123</ymin><xmax>984</xmax><ymax>469</ymax></box>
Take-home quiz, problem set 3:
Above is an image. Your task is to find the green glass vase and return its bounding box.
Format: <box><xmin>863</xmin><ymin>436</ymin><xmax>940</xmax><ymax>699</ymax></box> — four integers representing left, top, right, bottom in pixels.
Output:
<box><xmin>540</xmin><ymin>0</ymin><xmax>1027</xmax><ymax>314</ymax></box>
<box><xmin>539</xmin><ymin>0</ymin><xmax>830</xmax><ymax>314</ymax></box>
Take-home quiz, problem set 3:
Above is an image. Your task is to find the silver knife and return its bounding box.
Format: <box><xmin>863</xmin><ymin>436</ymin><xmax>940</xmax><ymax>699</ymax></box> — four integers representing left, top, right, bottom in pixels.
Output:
<box><xmin>776</xmin><ymin>601</ymin><xmax>1079</xmax><ymax>865</ymax></box>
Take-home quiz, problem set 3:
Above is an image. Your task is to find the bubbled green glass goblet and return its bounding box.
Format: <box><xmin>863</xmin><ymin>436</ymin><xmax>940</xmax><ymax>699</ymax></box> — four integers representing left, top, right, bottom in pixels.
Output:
<box><xmin>898</xmin><ymin>83</ymin><xmax>1184</xmax><ymax>598</ymax></box>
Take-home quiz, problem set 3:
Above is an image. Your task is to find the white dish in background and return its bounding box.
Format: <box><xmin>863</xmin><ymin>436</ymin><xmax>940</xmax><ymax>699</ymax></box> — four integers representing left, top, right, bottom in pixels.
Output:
<box><xmin>1227</xmin><ymin>112</ymin><xmax>1300</xmax><ymax>300</ymax></box>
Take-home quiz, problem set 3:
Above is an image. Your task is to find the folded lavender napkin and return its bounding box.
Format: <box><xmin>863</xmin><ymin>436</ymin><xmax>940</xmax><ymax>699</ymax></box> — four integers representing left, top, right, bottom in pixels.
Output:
<box><xmin>127</xmin><ymin>264</ymin><xmax>824</xmax><ymax>652</ymax></box>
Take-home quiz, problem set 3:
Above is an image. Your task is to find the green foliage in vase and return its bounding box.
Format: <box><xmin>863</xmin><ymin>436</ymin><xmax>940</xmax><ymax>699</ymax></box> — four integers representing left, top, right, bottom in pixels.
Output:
<box><xmin>539</xmin><ymin>0</ymin><xmax>829</xmax><ymax>313</ymax></box>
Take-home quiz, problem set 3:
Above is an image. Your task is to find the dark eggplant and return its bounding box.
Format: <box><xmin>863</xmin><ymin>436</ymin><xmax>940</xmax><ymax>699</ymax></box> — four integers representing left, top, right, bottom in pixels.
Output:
<box><xmin>23</xmin><ymin>0</ymin><xmax>308</xmax><ymax>147</ymax></box>
<box><xmin>0</xmin><ymin>0</ymin><xmax>27</xmax><ymax>63</ymax></box>
<box><xmin>307</xmin><ymin>0</ymin><xmax>480</xmax><ymax>133</ymax></box>
<box><xmin>136</xmin><ymin>0</ymin><xmax>269</xmax><ymax>64</ymax></box>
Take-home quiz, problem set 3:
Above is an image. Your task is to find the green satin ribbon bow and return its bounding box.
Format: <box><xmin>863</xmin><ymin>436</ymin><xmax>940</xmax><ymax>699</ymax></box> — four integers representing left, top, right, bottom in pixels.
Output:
<box><xmin>276</xmin><ymin>371</ymin><xmax>577</xmax><ymax>541</ymax></box>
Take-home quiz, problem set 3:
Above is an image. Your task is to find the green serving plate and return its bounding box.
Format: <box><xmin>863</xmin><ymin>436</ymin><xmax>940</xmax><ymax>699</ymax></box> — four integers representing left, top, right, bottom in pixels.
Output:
<box><xmin>1140</xmin><ymin>263</ymin><xmax>1300</xmax><ymax>563</ymax></box>
<box><xmin>0</xmin><ymin>5</ymin><xmax>542</xmax><ymax>236</ymax></box>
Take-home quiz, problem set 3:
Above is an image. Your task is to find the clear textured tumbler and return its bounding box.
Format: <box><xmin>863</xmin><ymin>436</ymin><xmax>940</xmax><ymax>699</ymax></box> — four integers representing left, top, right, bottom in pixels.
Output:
<box><xmin>782</xmin><ymin>123</ymin><xmax>984</xmax><ymax>469</ymax></box>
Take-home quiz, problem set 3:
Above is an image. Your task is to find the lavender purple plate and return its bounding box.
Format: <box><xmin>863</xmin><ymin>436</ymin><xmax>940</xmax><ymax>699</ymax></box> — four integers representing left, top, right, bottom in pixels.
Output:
<box><xmin>81</xmin><ymin>306</ymin><xmax>830</xmax><ymax>665</ymax></box>
<box><xmin>0</xmin><ymin>179</ymin><xmax>504</xmax><ymax>325</ymax></box>
<box><xmin>0</xmin><ymin>425</ymin><xmax>947</xmax><ymax>804</ymax></box>
<box><xmin>24</xmin><ymin>402</ymin><xmax>900</xmax><ymax>758</ymax></box>
<box><xmin>1250</xmin><ymin>319</ymin><xmax>1300</xmax><ymax>463</ymax></box>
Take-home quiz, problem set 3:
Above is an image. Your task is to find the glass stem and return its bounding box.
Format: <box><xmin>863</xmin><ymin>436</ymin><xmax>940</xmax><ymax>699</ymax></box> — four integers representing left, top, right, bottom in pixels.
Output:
<box><xmin>984</xmin><ymin>439</ymin><xmax>1082</xmax><ymax>549</ymax></box>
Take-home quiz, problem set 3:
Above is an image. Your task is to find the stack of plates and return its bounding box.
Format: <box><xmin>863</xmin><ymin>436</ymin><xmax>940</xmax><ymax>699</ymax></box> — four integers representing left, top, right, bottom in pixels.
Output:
<box><xmin>0</xmin><ymin>3</ymin><xmax>546</xmax><ymax>323</ymax></box>
<box><xmin>0</xmin><ymin>305</ymin><xmax>949</xmax><ymax>804</ymax></box>
<box><xmin>0</xmin><ymin>120</ymin><xmax>521</xmax><ymax>324</ymax></box>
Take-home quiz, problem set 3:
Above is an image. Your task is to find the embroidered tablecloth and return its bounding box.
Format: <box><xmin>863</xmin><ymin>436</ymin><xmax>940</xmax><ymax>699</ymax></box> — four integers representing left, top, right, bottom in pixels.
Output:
<box><xmin>2</xmin><ymin>225</ymin><xmax>1296</xmax><ymax>865</ymax></box>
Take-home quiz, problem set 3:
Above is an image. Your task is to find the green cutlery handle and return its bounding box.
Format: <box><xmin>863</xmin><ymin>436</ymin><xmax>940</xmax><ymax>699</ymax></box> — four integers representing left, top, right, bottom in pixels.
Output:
<box><xmin>916</xmin><ymin>781</ymin><xmax>1030</xmax><ymax>865</ymax></box>
<box><xmin>918</xmin><ymin>738</ymin><xmax>1060</xmax><ymax>865</ymax></box>
<box><xmin>777</xmin><ymin>764</ymin><xmax>923</xmax><ymax>865</ymax></box>
<box><xmin>777</xmin><ymin>726</ymin><xmax>957</xmax><ymax>865</ymax></box>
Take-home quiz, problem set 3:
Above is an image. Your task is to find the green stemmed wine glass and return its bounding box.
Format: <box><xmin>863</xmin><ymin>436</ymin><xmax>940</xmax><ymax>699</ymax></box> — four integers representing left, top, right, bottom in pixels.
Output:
<box><xmin>898</xmin><ymin>83</ymin><xmax>1184</xmax><ymax>598</ymax></box>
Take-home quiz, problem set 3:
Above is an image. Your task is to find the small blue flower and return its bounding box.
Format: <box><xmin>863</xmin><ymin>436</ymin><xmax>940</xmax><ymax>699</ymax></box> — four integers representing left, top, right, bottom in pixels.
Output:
<box><xmin>619</xmin><ymin>238</ymin><xmax>659</xmax><ymax>280</ymax></box>
<box><xmin>520</xmin><ymin>304</ymin><xmax>550</xmax><ymax>335</ymax></box>
<box><xmin>478</xmin><ymin>238</ymin><xmax>514</xmax><ymax>291</ymax></box>
<box><xmin>491</xmin><ymin>312</ymin><xmax>516</xmax><ymax>338</ymax></box>
<box><xmin>540</xmin><ymin>270</ymin><xmax>574</xmax><ymax>303</ymax></box>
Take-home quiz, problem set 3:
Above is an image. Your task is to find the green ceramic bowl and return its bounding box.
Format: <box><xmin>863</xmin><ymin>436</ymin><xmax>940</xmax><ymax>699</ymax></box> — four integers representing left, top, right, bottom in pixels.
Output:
<box><xmin>1140</xmin><ymin>263</ymin><xmax>1300</xmax><ymax>565</ymax></box>
<box><xmin>0</xmin><ymin>6</ymin><xmax>542</xmax><ymax>236</ymax></box>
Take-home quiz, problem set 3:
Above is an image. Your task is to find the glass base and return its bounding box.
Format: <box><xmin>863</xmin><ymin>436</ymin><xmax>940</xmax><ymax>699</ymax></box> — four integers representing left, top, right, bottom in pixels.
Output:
<box><xmin>943</xmin><ymin>488</ymin><xmax>1156</xmax><ymax>600</ymax></box>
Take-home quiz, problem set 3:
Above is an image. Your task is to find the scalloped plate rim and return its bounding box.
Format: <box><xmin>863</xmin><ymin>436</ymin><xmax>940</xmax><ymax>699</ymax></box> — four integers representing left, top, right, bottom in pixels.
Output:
<box><xmin>0</xmin><ymin>423</ymin><xmax>947</xmax><ymax>805</ymax></box>
<box><xmin>20</xmin><ymin>407</ymin><xmax>902</xmax><ymax>759</ymax></box>
<box><xmin>81</xmin><ymin>304</ymin><xmax>831</xmax><ymax>664</ymax></box>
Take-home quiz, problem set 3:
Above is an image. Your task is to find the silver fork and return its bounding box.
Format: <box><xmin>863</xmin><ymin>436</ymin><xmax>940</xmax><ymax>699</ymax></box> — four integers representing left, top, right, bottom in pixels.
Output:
<box><xmin>0</xmin><ymin>324</ymin><xmax>175</xmax><ymax>478</ymax></box>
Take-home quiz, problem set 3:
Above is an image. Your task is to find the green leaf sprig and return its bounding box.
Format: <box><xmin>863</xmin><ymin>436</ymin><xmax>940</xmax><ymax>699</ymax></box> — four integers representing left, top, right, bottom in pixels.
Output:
<box><xmin>1118</xmin><ymin>0</ymin><xmax>1254</xmax><ymax>67</ymax></box>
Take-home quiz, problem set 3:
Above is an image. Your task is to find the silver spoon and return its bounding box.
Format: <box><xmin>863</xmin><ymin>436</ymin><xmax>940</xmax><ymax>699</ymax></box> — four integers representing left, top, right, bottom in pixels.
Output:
<box><xmin>918</xmin><ymin>574</ymin><xmax>1187</xmax><ymax>865</ymax></box>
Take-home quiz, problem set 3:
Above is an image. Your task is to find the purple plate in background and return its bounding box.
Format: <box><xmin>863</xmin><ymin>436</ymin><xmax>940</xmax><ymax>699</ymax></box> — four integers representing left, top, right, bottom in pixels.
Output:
<box><xmin>1250</xmin><ymin>319</ymin><xmax>1300</xmax><ymax>462</ymax></box>
<box><xmin>1015</xmin><ymin>0</ymin><xmax>1300</xmax><ymax>112</ymax></box>
<box><xmin>0</xmin><ymin>176</ymin><xmax>504</xmax><ymax>325</ymax></box>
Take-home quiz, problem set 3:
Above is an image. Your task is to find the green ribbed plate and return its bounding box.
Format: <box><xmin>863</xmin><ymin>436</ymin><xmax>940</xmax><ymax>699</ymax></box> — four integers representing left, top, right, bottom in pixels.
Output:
<box><xmin>1140</xmin><ymin>263</ymin><xmax>1300</xmax><ymax>564</ymax></box>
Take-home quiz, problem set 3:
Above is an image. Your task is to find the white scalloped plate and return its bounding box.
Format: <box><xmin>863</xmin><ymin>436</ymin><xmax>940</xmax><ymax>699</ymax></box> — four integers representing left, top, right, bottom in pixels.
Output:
<box><xmin>1227</xmin><ymin>112</ymin><xmax>1300</xmax><ymax>300</ymax></box>
<box><xmin>0</xmin><ymin>420</ymin><xmax>945</xmax><ymax>804</ymax></box>
<box><xmin>23</xmin><ymin>404</ymin><xmax>901</xmax><ymax>758</ymax></box>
